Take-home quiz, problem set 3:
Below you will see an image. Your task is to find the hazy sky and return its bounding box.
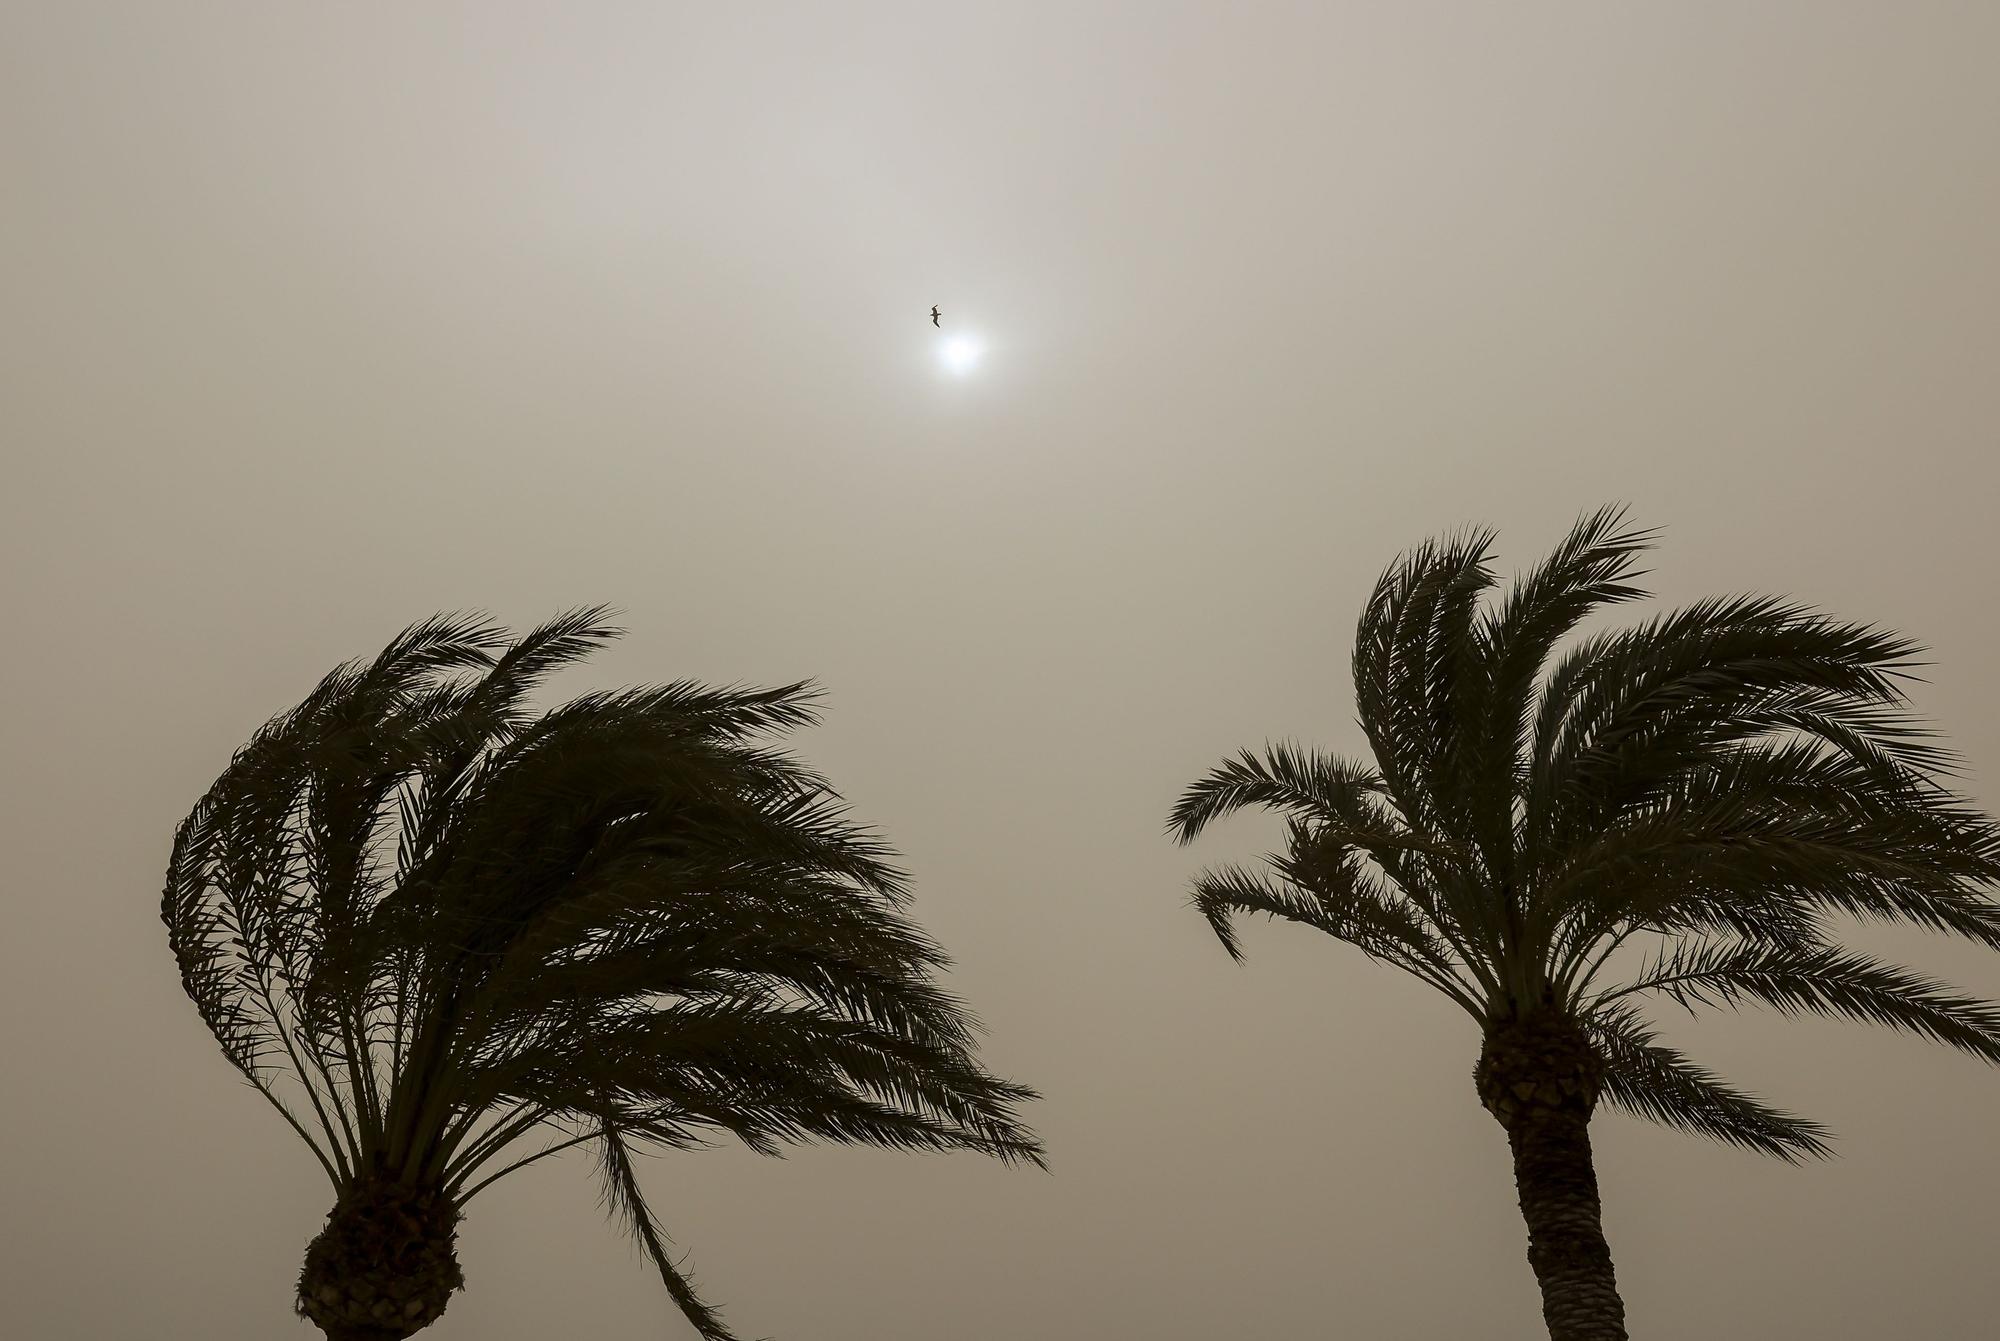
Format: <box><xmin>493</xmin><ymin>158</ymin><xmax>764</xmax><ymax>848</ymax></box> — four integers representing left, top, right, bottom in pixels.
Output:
<box><xmin>6</xmin><ymin>4</ymin><xmax>2000</xmax><ymax>1338</ymax></box>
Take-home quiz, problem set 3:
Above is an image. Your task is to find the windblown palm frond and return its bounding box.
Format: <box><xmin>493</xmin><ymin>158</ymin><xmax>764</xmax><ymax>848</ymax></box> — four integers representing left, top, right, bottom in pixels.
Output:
<box><xmin>1583</xmin><ymin>1005</ymin><xmax>1832</xmax><ymax>1161</ymax></box>
<box><xmin>165</xmin><ymin>609</ymin><xmax>1041</xmax><ymax>1340</ymax></box>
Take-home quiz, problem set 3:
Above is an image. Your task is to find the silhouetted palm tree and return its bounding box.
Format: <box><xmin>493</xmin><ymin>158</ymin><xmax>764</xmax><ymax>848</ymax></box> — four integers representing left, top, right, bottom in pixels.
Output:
<box><xmin>164</xmin><ymin>609</ymin><xmax>1041</xmax><ymax>1341</ymax></box>
<box><xmin>1168</xmin><ymin>508</ymin><xmax>2000</xmax><ymax>1341</ymax></box>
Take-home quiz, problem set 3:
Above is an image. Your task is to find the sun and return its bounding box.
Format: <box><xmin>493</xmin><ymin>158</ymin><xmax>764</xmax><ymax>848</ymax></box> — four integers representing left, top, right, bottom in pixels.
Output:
<box><xmin>939</xmin><ymin>334</ymin><xmax>983</xmax><ymax>375</ymax></box>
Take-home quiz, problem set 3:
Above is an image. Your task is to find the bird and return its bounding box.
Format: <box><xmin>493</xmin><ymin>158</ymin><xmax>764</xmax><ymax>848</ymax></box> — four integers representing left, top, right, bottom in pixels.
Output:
<box><xmin>930</xmin><ymin>306</ymin><xmax>941</xmax><ymax>327</ymax></box>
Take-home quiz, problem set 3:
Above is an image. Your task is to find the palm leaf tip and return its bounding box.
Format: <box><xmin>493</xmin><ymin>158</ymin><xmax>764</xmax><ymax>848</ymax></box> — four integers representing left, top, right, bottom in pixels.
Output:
<box><xmin>1186</xmin><ymin>869</ymin><xmax>1261</xmax><ymax>962</ymax></box>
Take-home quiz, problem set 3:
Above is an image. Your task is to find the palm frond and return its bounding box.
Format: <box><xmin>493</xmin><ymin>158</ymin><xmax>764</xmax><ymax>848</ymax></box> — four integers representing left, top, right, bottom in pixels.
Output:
<box><xmin>1166</xmin><ymin>743</ymin><xmax>1386</xmax><ymax>844</ymax></box>
<box><xmin>597</xmin><ymin>1119</ymin><xmax>751</xmax><ymax>1341</ymax></box>
<box><xmin>1351</xmin><ymin>527</ymin><xmax>1497</xmax><ymax>840</ymax></box>
<box><xmin>1188</xmin><ymin>859</ymin><xmax>1483</xmax><ymax>1013</ymax></box>
<box><xmin>1189</xmin><ymin>863</ymin><xmax>1366</xmax><ymax>962</ymax></box>
<box><xmin>1464</xmin><ymin>506</ymin><xmax>1655</xmax><ymax>873</ymax></box>
<box><xmin>1529</xmin><ymin>595</ymin><xmax>1928</xmax><ymax>856</ymax></box>
<box><xmin>1606</xmin><ymin>941</ymin><xmax>2000</xmax><ymax>1063</ymax></box>
<box><xmin>1539</xmin><ymin>740</ymin><xmax>2000</xmax><ymax>953</ymax></box>
<box><xmin>1585</xmin><ymin>1006</ymin><xmax>1832</xmax><ymax>1161</ymax></box>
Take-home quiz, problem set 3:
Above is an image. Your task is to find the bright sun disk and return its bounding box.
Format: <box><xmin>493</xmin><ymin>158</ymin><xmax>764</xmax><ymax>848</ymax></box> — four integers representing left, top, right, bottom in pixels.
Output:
<box><xmin>940</xmin><ymin>335</ymin><xmax>983</xmax><ymax>374</ymax></box>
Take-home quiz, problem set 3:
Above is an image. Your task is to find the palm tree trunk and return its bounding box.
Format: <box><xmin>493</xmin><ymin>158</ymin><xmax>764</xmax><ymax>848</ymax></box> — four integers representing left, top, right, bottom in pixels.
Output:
<box><xmin>1501</xmin><ymin>1095</ymin><xmax>1626</xmax><ymax>1339</ymax></box>
<box><xmin>296</xmin><ymin>1178</ymin><xmax>463</xmax><ymax>1340</ymax></box>
<box><xmin>1477</xmin><ymin>1012</ymin><xmax>1628</xmax><ymax>1341</ymax></box>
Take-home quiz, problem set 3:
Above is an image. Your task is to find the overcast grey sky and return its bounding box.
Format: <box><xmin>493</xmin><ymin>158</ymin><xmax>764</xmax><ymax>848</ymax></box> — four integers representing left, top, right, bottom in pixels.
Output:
<box><xmin>5</xmin><ymin>3</ymin><xmax>2000</xmax><ymax>1338</ymax></box>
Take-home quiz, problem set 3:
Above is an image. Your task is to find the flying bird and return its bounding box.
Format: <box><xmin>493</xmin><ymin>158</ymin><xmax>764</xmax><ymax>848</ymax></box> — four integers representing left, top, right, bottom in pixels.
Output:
<box><xmin>930</xmin><ymin>306</ymin><xmax>941</xmax><ymax>327</ymax></box>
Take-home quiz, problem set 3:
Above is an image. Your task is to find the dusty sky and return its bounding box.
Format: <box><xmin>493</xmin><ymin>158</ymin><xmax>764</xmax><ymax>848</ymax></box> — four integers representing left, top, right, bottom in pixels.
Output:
<box><xmin>6</xmin><ymin>3</ymin><xmax>2000</xmax><ymax>1338</ymax></box>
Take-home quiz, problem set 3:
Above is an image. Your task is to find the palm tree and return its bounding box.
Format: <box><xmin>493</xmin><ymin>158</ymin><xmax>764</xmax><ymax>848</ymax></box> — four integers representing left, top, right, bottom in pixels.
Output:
<box><xmin>164</xmin><ymin>608</ymin><xmax>1042</xmax><ymax>1341</ymax></box>
<box><xmin>1167</xmin><ymin>508</ymin><xmax>2000</xmax><ymax>1340</ymax></box>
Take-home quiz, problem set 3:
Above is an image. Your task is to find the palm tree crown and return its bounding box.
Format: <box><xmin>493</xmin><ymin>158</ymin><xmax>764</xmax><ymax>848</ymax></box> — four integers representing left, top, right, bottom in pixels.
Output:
<box><xmin>165</xmin><ymin>608</ymin><xmax>1041</xmax><ymax>1340</ymax></box>
<box><xmin>1169</xmin><ymin>507</ymin><xmax>2000</xmax><ymax>1338</ymax></box>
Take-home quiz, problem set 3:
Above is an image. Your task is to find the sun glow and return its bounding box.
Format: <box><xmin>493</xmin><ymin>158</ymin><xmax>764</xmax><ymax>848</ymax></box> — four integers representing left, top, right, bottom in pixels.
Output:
<box><xmin>939</xmin><ymin>334</ymin><xmax>984</xmax><ymax>375</ymax></box>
